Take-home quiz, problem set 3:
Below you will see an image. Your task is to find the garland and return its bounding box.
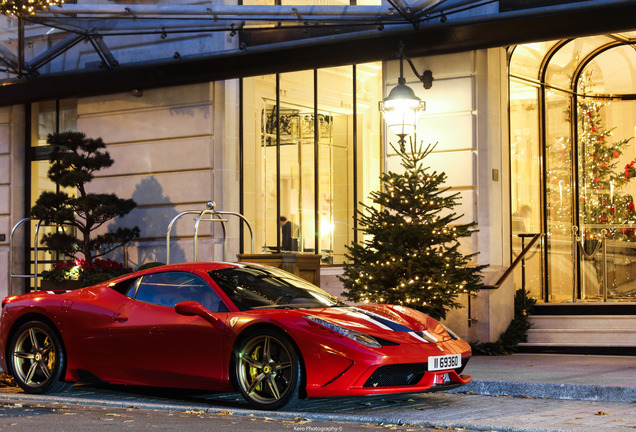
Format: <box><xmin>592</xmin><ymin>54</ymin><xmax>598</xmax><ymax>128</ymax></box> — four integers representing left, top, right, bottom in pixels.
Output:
<box><xmin>471</xmin><ymin>289</ymin><xmax>536</xmax><ymax>356</ymax></box>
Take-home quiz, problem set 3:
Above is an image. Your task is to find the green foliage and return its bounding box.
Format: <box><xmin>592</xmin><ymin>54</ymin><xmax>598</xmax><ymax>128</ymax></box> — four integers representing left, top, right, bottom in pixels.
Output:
<box><xmin>1</xmin><ymin>0</ymin><xmax>64</xmax><ymax>17</ymax></box>
<box><xmin>31</xmin><ymin>131</ymin><xmax>140</xmax><ymax>263</ymax></box>
<box><xmin>471</xmin><ymin>289</ymin><xmax>536</xmax><ymax>356</ymax></box>
<box><xmin>340</xmin><ymin>141</ymin><xmax>486</xmax><ymax>320</ymax></box>
<box><xmin>41</xmin><ymin>258</ymin><xmax>131</xmax><ymax>287</ymax></box>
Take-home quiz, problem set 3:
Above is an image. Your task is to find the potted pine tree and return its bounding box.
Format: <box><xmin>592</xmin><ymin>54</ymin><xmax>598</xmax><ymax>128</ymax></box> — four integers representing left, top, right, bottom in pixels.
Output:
<box><xmin>341</xmin><ymin>140</ymin><xmax>486</xmax><ymax>320</ymax></box>
<box><xmin>32</xmin><ymin>131</ymin><xmax>140</xmax><ymax>288</ymax></box>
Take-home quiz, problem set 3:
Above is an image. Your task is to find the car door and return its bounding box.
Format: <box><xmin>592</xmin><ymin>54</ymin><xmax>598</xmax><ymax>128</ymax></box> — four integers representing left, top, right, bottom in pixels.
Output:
<box><xmin>109</xmin><ymin>271</ymin><xmax>229</xmax><ymax>389</ymax></box>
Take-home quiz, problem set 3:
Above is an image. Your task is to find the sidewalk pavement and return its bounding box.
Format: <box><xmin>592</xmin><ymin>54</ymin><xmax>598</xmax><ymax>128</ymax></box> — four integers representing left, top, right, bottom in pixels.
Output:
<box><xmin>456</xmin><ymin>353</ymin><xmax>636</xmax><ymax>402</ymax></box>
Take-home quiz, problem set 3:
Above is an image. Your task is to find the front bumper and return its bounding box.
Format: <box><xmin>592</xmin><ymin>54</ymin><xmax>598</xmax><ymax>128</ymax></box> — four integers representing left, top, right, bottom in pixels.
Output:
<box><xmin>305</xmin><ymin>339</ymin><xmax>472</xmax><ymax>398</ymax></box>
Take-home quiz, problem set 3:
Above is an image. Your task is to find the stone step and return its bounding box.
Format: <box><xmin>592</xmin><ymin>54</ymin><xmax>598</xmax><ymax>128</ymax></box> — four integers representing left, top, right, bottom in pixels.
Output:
<box><xmin>524</xmin><ymin>315</ymin><xmax>636</xmax><ymax>346</ymax></box>
<box><xmin>529</xmin><ymin>315</ymin><xmax>636</xmax><ymax>330</ymax></box>
<box><xmin>525</xmin><ymin>328</ymin><xmax>636</xmax><ymax>346</ymax></box>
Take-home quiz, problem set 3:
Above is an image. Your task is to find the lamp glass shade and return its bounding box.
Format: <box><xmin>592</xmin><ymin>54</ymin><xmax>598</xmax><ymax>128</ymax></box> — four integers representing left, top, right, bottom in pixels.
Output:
<box><xmin>378</xmin><ymin>83</ymin><xmax>425</xmax><ymax>137</ymax></box>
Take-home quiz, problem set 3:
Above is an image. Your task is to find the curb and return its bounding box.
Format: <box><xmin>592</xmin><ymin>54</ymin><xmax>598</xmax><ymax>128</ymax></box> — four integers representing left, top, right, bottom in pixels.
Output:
<box><xmin>450</xmin><ymin>380</ymin><xmax>636</xmax><ymax>403</ymax></box>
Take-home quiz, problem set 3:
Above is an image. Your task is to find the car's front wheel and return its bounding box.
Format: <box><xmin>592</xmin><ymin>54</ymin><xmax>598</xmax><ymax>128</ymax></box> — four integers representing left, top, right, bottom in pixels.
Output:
<box><xmin>9</xmin><ymin>320</ymin><xmax>73</xmax><ymax>394</ymax></box>
<box><xmin>234</xmin><ymin>328</ymin><xmax>302</xmax><ymax>410</ymax></box>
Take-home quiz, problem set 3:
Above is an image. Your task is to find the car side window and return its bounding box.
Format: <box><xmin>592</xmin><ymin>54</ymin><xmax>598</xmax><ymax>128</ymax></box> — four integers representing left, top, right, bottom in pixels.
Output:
<box><xmin>134</xmin><ymin>271</ymin><xmax>228</xmax><ymax>312</ymax></box>
<box><xmin>111</xmin><ymin>277</ymin><xmax>141</xmax><ymax>298</ymax></box>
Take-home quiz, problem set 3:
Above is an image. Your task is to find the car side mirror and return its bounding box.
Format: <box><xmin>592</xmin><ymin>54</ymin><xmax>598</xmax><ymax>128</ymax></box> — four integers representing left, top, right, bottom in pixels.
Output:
<box><xmin>175</xmin><ymin>300</ymin><xmax>224</xmax><ymax>328</ymax></box>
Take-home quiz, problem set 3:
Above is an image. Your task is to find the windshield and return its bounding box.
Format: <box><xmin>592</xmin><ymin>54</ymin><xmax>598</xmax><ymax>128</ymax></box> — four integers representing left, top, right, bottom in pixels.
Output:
<box><xmin>209</xmin><ymin>265</ymin><xmax>346</xmax><ymax>311</ymax></box>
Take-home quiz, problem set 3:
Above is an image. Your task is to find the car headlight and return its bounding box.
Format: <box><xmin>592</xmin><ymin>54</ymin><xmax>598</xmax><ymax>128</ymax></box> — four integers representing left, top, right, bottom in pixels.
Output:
<box><xmin>304</xmin><ymin>315</ymin><xmax>382</xmax><ymax>348</ymax></box>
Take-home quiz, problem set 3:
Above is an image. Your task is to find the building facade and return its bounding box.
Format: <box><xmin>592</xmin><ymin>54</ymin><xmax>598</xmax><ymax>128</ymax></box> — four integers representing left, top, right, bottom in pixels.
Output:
<box><xmin>2</xmin><ymin>0</ymin><xmax>636</xmax><ymax>347</ymax></box>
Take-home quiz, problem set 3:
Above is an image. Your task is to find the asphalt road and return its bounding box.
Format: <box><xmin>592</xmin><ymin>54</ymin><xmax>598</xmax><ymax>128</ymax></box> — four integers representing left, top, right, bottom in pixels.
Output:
<box><xmin>1</xmin><ymin>383</ymin><xmax>635</xmax><ymax>432</ymax></box>
<box><xmin>0</xmin><ymin>398</ymin><xmax>466</xmax><ymax>432</ymax></box>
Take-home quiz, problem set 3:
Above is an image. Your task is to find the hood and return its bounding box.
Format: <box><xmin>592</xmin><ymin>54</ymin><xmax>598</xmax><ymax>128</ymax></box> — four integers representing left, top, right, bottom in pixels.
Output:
<box><xmin>305</xmin><ymin>304</ymin><xmax>451</xmax><ymax>344</ymax></box>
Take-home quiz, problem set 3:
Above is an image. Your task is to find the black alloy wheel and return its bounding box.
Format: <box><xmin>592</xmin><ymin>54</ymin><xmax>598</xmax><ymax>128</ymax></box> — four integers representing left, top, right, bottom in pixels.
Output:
<box><xmin>9</xmin><ymin>321</ymin><xmax>73</xmax><ymax>394</ymax></box>
<box><xmin>234</xmin><ymin>328</ymin><xmax>302</xmax><ymax>410</ymax></box>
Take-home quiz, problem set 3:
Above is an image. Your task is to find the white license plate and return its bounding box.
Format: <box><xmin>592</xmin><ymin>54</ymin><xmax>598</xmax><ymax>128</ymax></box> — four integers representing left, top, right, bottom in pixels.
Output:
<box><xmin>429</xmin><ymin>354</ymin><xmax>461</xmax><ymax>371</ymax></box>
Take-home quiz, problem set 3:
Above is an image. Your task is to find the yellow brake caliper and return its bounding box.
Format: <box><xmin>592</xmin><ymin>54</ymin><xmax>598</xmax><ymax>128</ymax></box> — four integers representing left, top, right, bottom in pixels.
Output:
<box><xmin>250</xmin><ymin>346</ymin><xmax>262</xmax><ymax>391</ymax></box>
<box><xmin>44</xmin><ymin>336</ymin><xmax>55</xmax><ymax>373</ymax></box>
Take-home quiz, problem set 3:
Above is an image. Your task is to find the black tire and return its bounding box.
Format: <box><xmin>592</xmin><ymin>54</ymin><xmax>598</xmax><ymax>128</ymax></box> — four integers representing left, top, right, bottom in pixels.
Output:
<box><xmin>234</xmin><ymin>328</ymin><xmax>302</xmax><ymax>410</ymax></box>
<box><xmin>8</xmin><ymin>320</ymin><xmax>73</xmax><ymax>394</ymax></box>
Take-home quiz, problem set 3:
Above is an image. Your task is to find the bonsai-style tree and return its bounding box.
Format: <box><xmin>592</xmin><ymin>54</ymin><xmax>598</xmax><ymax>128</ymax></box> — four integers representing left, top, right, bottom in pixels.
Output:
<box><xmin>341</xmin><ymin>141</ymin><xmax>486</xmax><ymax>320</ymax></box>
<box><xmin>31</xmin><ymin>131</ymin><xmax>140</xmax><ymax>264</ymax></box>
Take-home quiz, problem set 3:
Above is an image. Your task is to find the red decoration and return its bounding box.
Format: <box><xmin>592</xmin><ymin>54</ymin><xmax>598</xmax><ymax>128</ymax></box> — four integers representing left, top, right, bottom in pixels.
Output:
<box><xmin>614</xmin><ymin>151</ymin><xmax>620</xmax><ymax>158</ymax></box>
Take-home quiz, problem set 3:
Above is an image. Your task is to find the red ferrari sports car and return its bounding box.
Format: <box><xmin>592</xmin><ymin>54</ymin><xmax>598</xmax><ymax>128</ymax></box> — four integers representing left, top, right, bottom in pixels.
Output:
<box><xmin>0</xmin><ymin>262</ymin><xmax>472</xmax><ymax>410</ymax></box>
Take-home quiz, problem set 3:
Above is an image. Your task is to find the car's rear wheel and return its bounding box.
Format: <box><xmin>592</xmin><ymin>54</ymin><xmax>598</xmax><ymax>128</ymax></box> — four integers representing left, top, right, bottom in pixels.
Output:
<box><xmin>234</xmin><ymin>328</ymin><xmax>302</xmax><ymax>410</ymax></box>
<box><xmin>9</xmin><ymin>321</ymin><xmax>73</xmax><ymax>394</ymax></box>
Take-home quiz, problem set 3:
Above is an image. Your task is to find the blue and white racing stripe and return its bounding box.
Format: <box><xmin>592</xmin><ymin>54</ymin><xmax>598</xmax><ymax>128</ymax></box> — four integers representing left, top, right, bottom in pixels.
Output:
<box><xmin>335</xmin><ymin>307</ymin><xmax>438</xmax><ymax>343</ymax></box>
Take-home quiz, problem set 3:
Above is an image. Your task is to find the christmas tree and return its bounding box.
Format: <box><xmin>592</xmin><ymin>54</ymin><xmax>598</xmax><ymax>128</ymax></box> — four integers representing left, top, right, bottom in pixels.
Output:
<box><xmin>31</xmin><ymin>131</ymin><xmax>140</xmax><ymax>263</ymax></box>
<box><xmin>341</xmin><ymin>141</ymin><xmax>485</xmax><ymax>320</ymax></box>
<box><xmin>576</xmin><ymin>74</ymin><xmax>635</xmax><ymax>241</ymax></box>
<box><xmin>546</xmin><ymin>135</ymin><xmax>573</xmax><ymax>237</ymax></box>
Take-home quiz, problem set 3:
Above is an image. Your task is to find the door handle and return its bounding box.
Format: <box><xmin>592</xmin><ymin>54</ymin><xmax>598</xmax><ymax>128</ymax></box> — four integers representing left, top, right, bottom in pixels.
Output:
<box><xmin>113</xmin><ymin>313</ymin><xmax>128</xmax><ymax>322</ymax></box>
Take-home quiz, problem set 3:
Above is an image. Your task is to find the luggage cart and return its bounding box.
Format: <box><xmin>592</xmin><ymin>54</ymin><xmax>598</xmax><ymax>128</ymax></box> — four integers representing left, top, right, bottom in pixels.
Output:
<box><xmin>166</xmin><ymin>201</ymin><xmax>254</xmax><ymax>264</ymax></box>
<box><xmin>8</xmin><ymin>218</ymin><xmax>74</xmax><ymax>292</ymax></box>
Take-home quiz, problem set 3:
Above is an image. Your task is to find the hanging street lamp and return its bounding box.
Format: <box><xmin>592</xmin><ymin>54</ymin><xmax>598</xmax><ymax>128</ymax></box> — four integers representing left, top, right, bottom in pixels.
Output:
<box><xmin>379</xmin><ymin>41</ymin><xmax>433</xmax><ymax>150</ymax></box>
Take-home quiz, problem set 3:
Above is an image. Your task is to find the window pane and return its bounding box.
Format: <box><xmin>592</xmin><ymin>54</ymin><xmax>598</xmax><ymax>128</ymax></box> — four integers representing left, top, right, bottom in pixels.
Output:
<box><xmin>279</xmin><ymin>70</ymin><xmax>316</xmax><ymax>252</ymax></box>
<box><xmin>545</xmin><ymin>90</ymin><xmax>575</xmax><ymax>302</ymax></box>
<box><xmin>356</xmin><ymin>62</ymin><xmax>383</xmax><ymax>242</ymax></box>
<box><xmin>510</xmin><ymin>41</ymin><xmax>559</xmax><ymax>81</ymax></box>
<box><xmin>317</xmin><ymin>66</ymin><xmax>354</xmax><ymax>263</ymax></box>
<box><xmin>545</xmin><ymin>36</ymin><xmax>614</xmax><ymax>91</ymax></box>
<box><xmin>32</xmin><ymin>99</ymin><xmax>77</xmax><ymax>147</ymax></box>
<box><xmin>510</xmin><ymin>79</ymin><xmax>543</xmax><ymax>300</ymax></box>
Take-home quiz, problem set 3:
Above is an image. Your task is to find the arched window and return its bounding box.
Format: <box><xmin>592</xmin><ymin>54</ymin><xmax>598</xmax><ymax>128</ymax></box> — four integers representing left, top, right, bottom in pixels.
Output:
<box><xmin>510</xmin><ymin>32</ymin><xmax>636</xmax><ymax>303</ymax></box>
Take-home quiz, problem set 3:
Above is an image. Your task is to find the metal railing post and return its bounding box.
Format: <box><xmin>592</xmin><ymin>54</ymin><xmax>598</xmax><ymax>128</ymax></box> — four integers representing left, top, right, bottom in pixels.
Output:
<box><xmin>602</xmin><ymin>234</ymin><xmax>608</xmax><ymax>302</ymax></box>
<box><xmin>166</xmin><ymin>201</ymin><xmax>254</xmax><ymax>265</ymax></box>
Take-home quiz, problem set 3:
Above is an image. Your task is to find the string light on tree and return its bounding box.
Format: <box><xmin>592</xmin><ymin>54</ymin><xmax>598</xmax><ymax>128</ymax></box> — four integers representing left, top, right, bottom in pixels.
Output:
<box><xmin>575</xmin><ymin>72</ymin><xmax>635</xmax><ymax>241</ymax></box>
<box><xmin>1</xmin><ymin>0</ymin><xmax>64</xmax><ymax>16</ymax></box>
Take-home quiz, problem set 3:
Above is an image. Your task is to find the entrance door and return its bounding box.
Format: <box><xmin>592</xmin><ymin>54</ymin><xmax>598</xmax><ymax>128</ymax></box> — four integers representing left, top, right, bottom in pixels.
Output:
<box><xmin>575</xmin><ymin>90</ymin><xmax>636</xmax><ymax>302</ymax></box>
<box><xmin>543</xmin><ymin>80</ymin><xmax>636</xmax><ymax>303</ymax></box>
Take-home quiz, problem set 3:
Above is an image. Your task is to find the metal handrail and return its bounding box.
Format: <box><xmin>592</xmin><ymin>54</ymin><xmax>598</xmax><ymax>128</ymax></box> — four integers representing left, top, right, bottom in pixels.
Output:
<box><xmin>467</xmin><ymin>232</ymin><xmax>543</xmax><ymax>327</ymax></box>
<box><xmin>483</xmin><ymin>233</ymin><xmax>543</xmax><ymax>289</ymax></box>
<box><xmin>166</xmin><ymin>201</ymin><xmax>254</xmax><ymax>264</ymax></box>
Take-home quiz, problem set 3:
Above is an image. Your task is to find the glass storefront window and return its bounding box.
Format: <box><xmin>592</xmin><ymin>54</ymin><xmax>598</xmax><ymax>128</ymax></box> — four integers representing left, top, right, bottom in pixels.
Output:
<box><xmin>243</xmin><ymin>62</ymin><xmax>382</xmax><ymax>265</ymax></box>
